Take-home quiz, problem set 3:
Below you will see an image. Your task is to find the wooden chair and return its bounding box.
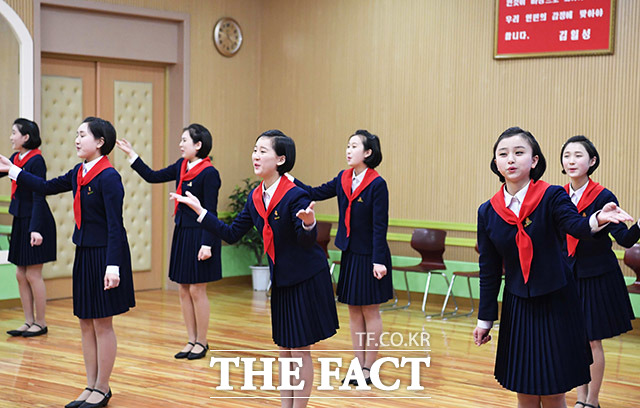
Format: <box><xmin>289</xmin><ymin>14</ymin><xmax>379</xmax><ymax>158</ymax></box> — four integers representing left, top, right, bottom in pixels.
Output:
<box><xmin>441</xmin><ymin>244</ymin><xmax>479</xmax><ymax>319</ymax></box>
<box><xmin>623</xmin><ymin>244</ymin><xmax>640</xmax><ymax>294</ymax></box>
<box><xmin>383</xmin><ymin>228</ymin><xmax>457</xmax><ymax>317</ymax></box>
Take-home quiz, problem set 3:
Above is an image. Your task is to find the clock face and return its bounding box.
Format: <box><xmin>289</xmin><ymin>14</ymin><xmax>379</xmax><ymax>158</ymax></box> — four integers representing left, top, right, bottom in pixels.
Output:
<box><xmin>214</xmin><ymin>18</ymin><xmax>243</xmax><ymax>57</ymax></box>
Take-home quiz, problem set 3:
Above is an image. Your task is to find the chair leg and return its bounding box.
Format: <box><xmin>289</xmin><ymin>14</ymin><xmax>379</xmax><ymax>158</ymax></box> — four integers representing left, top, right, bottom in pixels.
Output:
<box><xmin>423</xmin><ymin>272</ymin><xmax>458</xmax><ymax>318</ymax></box>
<box><xmin>443</xmin><ymin>276</ymin><xmax>476</xmax><ymax>319</ymax></box>
<box><xmin>329</xmin><ymin>262</ymin><xmax>338</xmax><ymax>301</ymax></box>
<box><xmin>441</xmin><ymin>275</ymin><xmax>456</xmax><ymax>317</ymax></box>
<box><xmin>465</xmin><ymin>277</ymin><xmax>475</xmax><ymax>316</ymax></box>
<box><xmin>381</xmin><ymin>271</ymin><xmax>411</xmax><ymax>311</ymax></box>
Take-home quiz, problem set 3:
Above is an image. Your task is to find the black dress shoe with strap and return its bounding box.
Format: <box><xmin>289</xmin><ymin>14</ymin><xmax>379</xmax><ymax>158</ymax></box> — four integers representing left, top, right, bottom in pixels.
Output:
<box><xmin>78</xmin><ymin>388</ymin><xmax>111</xmax><ymax>408</ymax></box>
<box><xmin>6</xmin><ymin>323</ymin><xmax>31</xmax><ymax>337</ymax></box>
<box><xmin>174</xmin><ymin>341</ymin><xmax>195</xmax><ymax>359</ymax></box>
<box><xmin>65</xmin><ymin>387</ymin><xmax>93</xmax><ymax>408</ymax></box>
<box><xmin>362</xmin><ymin>367</ymin><xmax>373</xmax><ymax>385</ymax></box>
<box><xmin>22</xmin><ymin>323</ymin><xmax>48</xmax><ymax>337</ymax></box>
<box><xmin>187</xmin><ymin>342</ymin><xmax>209</xmax><ymax>360</ymax></box>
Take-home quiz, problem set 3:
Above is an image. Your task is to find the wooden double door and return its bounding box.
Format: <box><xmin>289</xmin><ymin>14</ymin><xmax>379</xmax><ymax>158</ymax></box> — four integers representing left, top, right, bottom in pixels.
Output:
<box><xmin>41</xmin><ymin>57</ymin><xmax>166</xmax><ymax>298</ymax></box>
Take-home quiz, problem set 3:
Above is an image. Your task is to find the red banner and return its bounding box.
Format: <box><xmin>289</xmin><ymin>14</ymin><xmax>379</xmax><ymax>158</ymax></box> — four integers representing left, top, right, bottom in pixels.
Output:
<box><xmin>494</xmin><ymin>0</ymin><xmax>615</xmax><ymax>59</ymax></box>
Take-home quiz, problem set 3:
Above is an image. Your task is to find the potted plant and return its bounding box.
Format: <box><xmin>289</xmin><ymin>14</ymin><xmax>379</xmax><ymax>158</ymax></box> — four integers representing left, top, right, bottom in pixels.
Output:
<box><xmin>222</xmin><ymin>178</ymin><xmax>270</xmax><ymax>290</ymax></box>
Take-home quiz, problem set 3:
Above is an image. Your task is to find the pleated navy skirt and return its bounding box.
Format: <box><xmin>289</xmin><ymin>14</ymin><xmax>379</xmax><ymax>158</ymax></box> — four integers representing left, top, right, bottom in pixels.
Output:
<box><xmin>169</xmin><ymin>225</ymin><xmax>222</xmax><ymax>284</ymax></box>
<box><xmin>336</xmin><ymin>250</ymin><xmax>393</xmax><ymax>305</ymax></box>
<box><xmin>72</xmin><ymin>246</ymin><xmax>135</xmax><ymax>319</ymax></box>
<box><xmin>576</xmin><ymin>271</ymin><xmax>635</xmax><ymax>341</ymax></box>
<box><xmin>494</xmin><ymin>281</ymin><xmax>592</xmax><ymax>395</ymax></box>
<box><xmin>271</xmin><ymin>269</ymin><xmax>339</xmax><ymax>348</ymax></box>
<box><xmin>8</xmin><ymin>216</ymin><xmax>56</xmax><ymax>266</ymax></box>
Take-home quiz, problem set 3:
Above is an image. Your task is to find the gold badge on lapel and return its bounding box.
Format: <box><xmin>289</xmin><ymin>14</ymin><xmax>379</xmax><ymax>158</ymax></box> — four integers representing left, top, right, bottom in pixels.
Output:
<box><xmin>274</xmin><ymin>210</ymin><xmax>280</xmax><ymax>220</ymax></box>
<box><xmin>357</xmin><ymin>197</ymin><xmax>364</xmax><ymax>203</ymax></box>
<box><xmin>523</xmin><ymin>217</ymin><xmax>532</xmax><ymax>227</ymax></box>
<box><xmin>87</xmin><ymin>186</ymin><xmax>94</xmax><ymax>195</ymax></box>
<box><xmin>187</xmin><ymin>182</ymin><xmax>193</xmax><ymax>187</ymax></box>
<box><xmin>582</xmin><ymin>212</ymin><xmax>587</xmax><ymax>217</ymax></box>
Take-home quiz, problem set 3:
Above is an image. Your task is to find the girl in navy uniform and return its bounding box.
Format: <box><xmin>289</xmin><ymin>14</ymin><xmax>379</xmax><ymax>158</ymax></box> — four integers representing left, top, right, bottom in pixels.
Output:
<box><xmin>560</xmin><ymin>136</ymin><xmax>637</xmax><ymax>408</ymax></box>
<box><xmin>0</xmin><ymin>117</ymin><xmax>135</xmax><ymax>408</ymax></box>
<box><xmin>473</xmin><ymin>127</ymin><xmax>632</xmax><ymax>408</ymax></box>
<box><xmin>172</xmin><ymin>130</ymin><xmax>338</xmax><ymax>408</ymax></box>
<box><xmin>116</xmin><ymin>124</ymin><xmax>221</xmax><ymax>360</ymax></box>
<box><xmin>3</xmin><ymin>119</ymin><xmax>56</xmax><ymax>338</ymax></box>
<box><xmin>293</xmin><ymin>129</ymin><xmax>392</xmax><ymax>383</ymax></box>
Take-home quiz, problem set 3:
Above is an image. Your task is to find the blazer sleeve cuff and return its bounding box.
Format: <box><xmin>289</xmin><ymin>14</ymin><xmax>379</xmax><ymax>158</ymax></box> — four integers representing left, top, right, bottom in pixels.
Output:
<box><xmin>197</xmin><ymin>209</ymin><xmax>208</xmax><ymax>223</ymax></box>
<box><xmin>8</xmin><ymin>164</ymin><xmax>22</xmax><ymax>180</ymax></box>
<box><xmin>105</xmin><ymin>265</ymin><xmax>120</xmax><ymax>277</ymax></box>
<box><xmin>476</xmin><ymin>319</ymin><xmax>493</xmax><ymax>329</ymax></box>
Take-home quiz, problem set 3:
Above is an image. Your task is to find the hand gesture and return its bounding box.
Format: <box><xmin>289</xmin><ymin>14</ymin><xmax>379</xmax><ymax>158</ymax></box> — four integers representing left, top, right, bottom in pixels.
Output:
<box><xmin>473</xmin><ymin>327</ymin><xmax>492</xmax><ymax>346</ymax></box>
<box><xmin>170</xmin><ymin>191</ymin><xmax>204</xmax><ymax>215</ymax></box>
<box><xmin>596</xmin><ymin>202</ymin><xmax>634</xmax><ymax>225</ymax></box>
<box><xmin>296</xmin><ymin>201</ymin><xmax>316</xmax><ymax>227</ymax></box>
<box><xmin>0</xmin><ymin>154</ymin><xmax>13</xmax><ymax>172</ymax></box>
<box><xmin>30</xmin><ymin>232</ymin><xmax>43</xmax><ymax>247</ymax></box>
<box><xmin>373</xmin><ymin>264</ymin><xmax>387</xmax><ymax>280</ymax></box>
<box><xmin>198</xmin><ymin>246</ymin><xmax>212</xmax><ymax>261</ymax></box>
<box><xmin>115</xmin><ymin>139</ymin><xmax>137</xmax><ymax>159</ymax></box>
<box><xmin>104</xmin><ymin>273</ymin><xmax>120</xmax><ymax>290</ymax></box>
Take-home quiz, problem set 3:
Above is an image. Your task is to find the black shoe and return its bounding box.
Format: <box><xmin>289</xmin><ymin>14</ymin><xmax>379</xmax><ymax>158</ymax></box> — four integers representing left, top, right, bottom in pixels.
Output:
<box><xmin>187</xmin><ymin>342</ymin><xmax>208</xmax><ymax>360</ymax></box>
<box><xmin>342</xmin><ymin>377</ymin><xmax>358</xmax><ymax>386</ymax></box>
<box><xmin>22</xmin><ymin>323</ymin><xmax>47</xmax><ymax>337</ymax></box>
<box><xmin>363</xmin><ymin>367</ymin><xmax>373</xmax><ymax>385</ymax></box>
<box><xmin>7</xmin><ymin>323</ymin><xmax>31</xmax><ymax>337</ymax></box>
<box><xmin>65</xmin><ymin>387</ymin><xmax>93</xmax><ymax>408</ymax></box>
<box><xmin>174</xmin><ymin>341</ymin><xmax>195</xmax><ymax>359</ymax></box>
<box><xmin>78</xmin><ymin>388</ymin><xmax>111</xmax><ymax>408</ymax></box>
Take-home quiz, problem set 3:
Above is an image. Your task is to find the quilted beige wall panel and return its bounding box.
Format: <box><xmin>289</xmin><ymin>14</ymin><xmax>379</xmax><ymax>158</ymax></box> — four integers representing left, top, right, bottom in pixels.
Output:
<box><xmin>41</xmin><ymin>76</ymin><xmax>83</xmax><ymax>279</ymax></box>
<box><xmin>113</xmin><ymin>80</ymin><xmax>152</xmax><ymax>272</ymax></box>
<box><xmin>0</xmin><ymin>21</ymin><xmax>19</xmax><ymax>198</ymax></box>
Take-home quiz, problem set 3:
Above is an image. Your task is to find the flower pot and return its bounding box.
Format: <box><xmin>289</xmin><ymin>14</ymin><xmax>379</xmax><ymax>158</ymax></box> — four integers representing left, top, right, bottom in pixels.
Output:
<box><xmin>250</xmin><ymin>265</ymin><xmax>270</xmax><ymax>291</ymax></box>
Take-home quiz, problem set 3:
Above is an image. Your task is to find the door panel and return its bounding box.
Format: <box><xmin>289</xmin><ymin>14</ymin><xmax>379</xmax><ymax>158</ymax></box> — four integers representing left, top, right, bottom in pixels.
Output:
<box><xmin>98</xmin><ymin>62</ymin><xmax>165</xmax><ymax>291</ymax></box>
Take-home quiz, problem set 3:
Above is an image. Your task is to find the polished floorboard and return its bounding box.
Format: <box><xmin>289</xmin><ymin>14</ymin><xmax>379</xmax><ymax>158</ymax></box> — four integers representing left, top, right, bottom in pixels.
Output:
<box><xmin>1</xmin><ymin>278</ymin><xmax>638</xmax><ymax>407</ymax></box>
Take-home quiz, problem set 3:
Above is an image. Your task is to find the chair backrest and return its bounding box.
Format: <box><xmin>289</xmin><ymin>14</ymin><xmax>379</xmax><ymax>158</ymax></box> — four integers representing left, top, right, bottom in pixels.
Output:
<box><xmin>623</xmin><ymin>244</ymin><xmax>640</xmax><ymax>276</ymax></box>
<box><xmin>410</xmin><ymin>228</ymin><xmax>447</xmax><ymax>270</ymax></box>
<box><xmin>315</xmin><ymin>221</ymin><xmax>332</xmax><ymax>259</ymax></box>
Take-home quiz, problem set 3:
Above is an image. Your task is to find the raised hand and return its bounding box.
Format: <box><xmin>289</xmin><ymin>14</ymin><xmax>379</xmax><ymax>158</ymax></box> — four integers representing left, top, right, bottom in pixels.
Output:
<box><xmin>170</xmin><ymin>191</ymin><xmax>204</xmax><ymax>215</ymax></box>
<box><xmin>296</xmin><ymin>201</ymin><xmax>316</xmax><ymax>227</ymax></box>
<box><xmin>115</xmin><ymin>139</ymin><xmax>136</xmax><ymax>158</ymax></box>
<box><xmin>597</xmin><ymin>202</ymin><xmax>634</xmax><ymax>225</ymax></box>
<box><xmin>0</xmin><ymin>154</ymin><xmax>13</xmax><ymax>172</ymax></box>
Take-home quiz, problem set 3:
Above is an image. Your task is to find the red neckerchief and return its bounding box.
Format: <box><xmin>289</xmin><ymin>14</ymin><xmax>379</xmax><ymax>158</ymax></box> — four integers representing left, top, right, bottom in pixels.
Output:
<box><xmin>174</xmin><ymin>157</ymin><xmax>213</xmax><ymax>215</ymax></box>
<box><xmin>74</xmin><ymin>156</ymin><xmax>113</xmax><ymax>229</ymax></box>
<box><xmin>252</xmin><ymin>177</ymin><xmax>296</xmax><ymax>264</ymax></box>
<box><xmin>564</xmin><ymin>179</ymin><xmax>605</xmax><ymax>256</ymax></box>
<box><xmin>11</xmin><ymin>149</ymin><xmax>42</xmax><ymax>199</ymax></box>
<box><xmin>489</xmin><ymin>180</ymin><xmax>550</xmax><ymax>284</ymax></box>
<box><xmin>340</xmin><ymin>168</ymin><xmax>380</xmax><ymax>237</ymax></box>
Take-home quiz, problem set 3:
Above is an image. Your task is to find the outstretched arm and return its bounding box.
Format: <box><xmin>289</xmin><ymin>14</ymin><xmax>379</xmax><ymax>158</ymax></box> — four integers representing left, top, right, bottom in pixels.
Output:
<box><xmin>171</xmin><ymin>191</ymin><xmax>255</xmax><ymax>244</ymax></box>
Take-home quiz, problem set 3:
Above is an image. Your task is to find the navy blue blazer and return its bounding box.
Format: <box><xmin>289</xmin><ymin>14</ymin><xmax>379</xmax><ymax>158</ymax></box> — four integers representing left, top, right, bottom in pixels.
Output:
<box><xmin>564</xmin><ymin>188</ymin><xmax>640</xmax><ymax>278</ymax></box>
<box><xmin>131</xmin><ymin>157</ymin><xmax>221</xmax><ymax>248</ymax></box>
<box><xmin>294</xmin><ymin>170</ymin><xmax>390</xmax><ymax>265</ymax></box>
<box><xmin>2</xmin><ymin>153</ymin><xmax>55</xmax><ymax>234</ymax></box>
<box><xmin>200</xmin><ymin>185</ymin><xmax>328</xmax><ymax>287</ymax></box>
<box><xmin>477</xmin><ymin>185</ymin><xmax>594</xmax><ymax>322</ymax></box>
<box><xmin>17</xmin><ymin>164</ymin><xmax>128</xmax><ymax>267</ymax></box>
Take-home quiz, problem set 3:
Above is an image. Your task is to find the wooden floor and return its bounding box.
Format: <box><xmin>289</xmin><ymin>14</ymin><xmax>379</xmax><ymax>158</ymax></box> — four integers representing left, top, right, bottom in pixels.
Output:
<box><xmin>1</xmin><ymin>278</ymin><xmax>639</xmax><ymax>407</ymax></box>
